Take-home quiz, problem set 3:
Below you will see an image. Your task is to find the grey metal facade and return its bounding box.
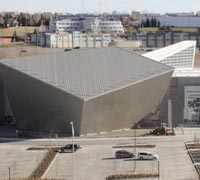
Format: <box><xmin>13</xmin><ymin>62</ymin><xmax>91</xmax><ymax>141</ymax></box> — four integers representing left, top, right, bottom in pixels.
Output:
<box><xmin>0</xmin><ymin>47</ymin><xmax>173</xmax><ymax>135</ymax></box>
<box><xmin>159</xmin><ymin>77</ymin><xmax>200</xmax><ymax>125</ymax></box>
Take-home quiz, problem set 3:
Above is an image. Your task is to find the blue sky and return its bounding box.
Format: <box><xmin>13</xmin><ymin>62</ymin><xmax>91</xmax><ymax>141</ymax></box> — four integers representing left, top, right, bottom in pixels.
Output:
<box><xmin>0</xmin><ymin>0</ymin><xmax>199</xmax><ymax>14</ymax></box>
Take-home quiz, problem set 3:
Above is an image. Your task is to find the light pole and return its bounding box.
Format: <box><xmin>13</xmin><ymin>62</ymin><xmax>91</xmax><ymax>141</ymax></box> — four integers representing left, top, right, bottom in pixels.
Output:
<box><xmin>133</xmin><ymin>124</ymin><xmax>136</xmax><ymax>172</ymax></box>
<box><xmin>70</xmin><ymin>121</ymin><xmax>75</xmax><ymax>180</ymax></box>
<box><xmin>156</xmin><ymin>160</ymin><xmax>160</xmax><ymax>180</ymax></box>
<box><xmin>1</xmin><ymin>30</ymin><xmax>3</xmax><ymax>47</ymax></box>
<box><xmin>8</xmin><ymin>167</ymin><xmax>11</xmax><ymax>180</ymax></box>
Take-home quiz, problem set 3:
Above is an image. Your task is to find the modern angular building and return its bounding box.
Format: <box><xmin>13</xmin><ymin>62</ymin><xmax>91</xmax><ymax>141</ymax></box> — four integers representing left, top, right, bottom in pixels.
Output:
<box><xmin>0</xmin><ymin>47</ymin><xmax>173</xmax><ymax>135</ymax></box>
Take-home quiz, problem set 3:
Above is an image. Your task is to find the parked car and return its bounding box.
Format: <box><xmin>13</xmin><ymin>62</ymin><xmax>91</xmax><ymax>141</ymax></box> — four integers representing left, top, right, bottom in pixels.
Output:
<box><xmin>59</xmin><ymin>144</ymin><xmax>80</xmax><ymax>153</ymax></box>
<box><xmin>115</xmin><ymin>150</ymin><xmax>134</xmax><ymax>159</ymax></box>
<box><xmin>64</xmin><ymin>48</ymin><xmax>72</xmax><ymax>51</ymax></box>
<box><xmin>73</xmin><ymin>46</ymin><xmax>80</xmax><ymax>49</ymax></box>
<box><xmin>138</xmin><ymin>152</ymin><xmax>159</xmax><ymax>160</ymax></box>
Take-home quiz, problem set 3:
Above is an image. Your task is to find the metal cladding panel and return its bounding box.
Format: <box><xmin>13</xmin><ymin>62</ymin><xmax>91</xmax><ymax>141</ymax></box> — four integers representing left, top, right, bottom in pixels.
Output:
<box><xmin>80</xmin><ymin>71</ymin><xmax>173</xmax><ymax>135</ymax></box>
<box><xmin>0</xmin><ymin>47</ymin><xmax>172</xmax><ymax>100</ymax></box>
<box><xmin>0</xmin><ymin>63</ymin><xmax>84</xmax><ymax>135</ymax></box>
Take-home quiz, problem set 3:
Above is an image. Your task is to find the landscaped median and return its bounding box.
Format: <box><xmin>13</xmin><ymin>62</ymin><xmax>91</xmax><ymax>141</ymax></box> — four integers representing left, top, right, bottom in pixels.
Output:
<box><xmin>28</xmin><ymin>149</ymin><xmax>58</xmax><ymax>179</ymax></box>
<box><xmin>106</xmin><ymin>173</ymin><xmax>159</xmax><ymax>180</ymax></box>
<box><xmin>2</xmin><ymin>179</ymin><xmax>63</xmax><ymax>180</ymax></box>
<box><xmin>112</xmin><ymin>143</ymin><xmax>156</xmax><ymax>149</ymax></box>
<box><xmin>185</xmin><ymin>141</ymin><xmax>200</xmax><ymax>177</ymax></box>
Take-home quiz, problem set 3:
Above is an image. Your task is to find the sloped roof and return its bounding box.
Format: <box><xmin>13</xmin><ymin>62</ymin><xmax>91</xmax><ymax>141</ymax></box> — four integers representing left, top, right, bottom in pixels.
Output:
<box><xmin>0</xmin><ymin>47</ymin><xmax>173</xmax><ymax>100</ymax></box>
<box><xmin>143</xmin><ymin>41</ymin><xmax>196</xmax><ymax>61</ymax></box>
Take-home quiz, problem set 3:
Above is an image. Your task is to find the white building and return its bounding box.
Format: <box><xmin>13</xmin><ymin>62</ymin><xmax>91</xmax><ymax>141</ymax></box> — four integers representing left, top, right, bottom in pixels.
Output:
<box><xmin>98</xmin><ymin>21</ymin><xmax>124</xmax><ymax>34</ymax></box>
<box><xmin>49</xmin><ymin>19</ymin><xmax>124</xmax><ymax>34</ymax></box>
<box><xmin>143</xmin><ymin>41</ymin><xmax>196</xmax><ymax>69</ymax></box>
<box><xmin>49</xmin><ymin>20</ymin><xmax>80</xmax><ymax>32</ymax></box>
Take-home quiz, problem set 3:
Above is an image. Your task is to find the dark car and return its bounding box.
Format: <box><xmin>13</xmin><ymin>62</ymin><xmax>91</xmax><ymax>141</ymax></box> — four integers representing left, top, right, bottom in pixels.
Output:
<box><xmin>59</xmin><ymin>144</ymin><xmax>80</xmax><ymax>153</ymax></box>
<box><xmin>115</xmin><ymin>150</ymin><xmax>134</xmax><ymax>159</ymax></box>
<box><xmin>64</xmin><ymin>48</ymin><xmax>72</xmax><ymax>51</ymax></box>
<box><xmin>73</xmin><ymin>46</ymin><xmax>80</xmax><ymax>49</ymax></box>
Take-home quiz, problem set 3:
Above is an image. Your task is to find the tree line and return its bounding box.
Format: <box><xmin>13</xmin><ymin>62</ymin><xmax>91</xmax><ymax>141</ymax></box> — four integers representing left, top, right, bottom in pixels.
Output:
<box><xmin>140</xmin><ymin>18</ymin><xmax>161</xmax><ymax>27</ymax></box>
<box><xmin>0</xmin><ymin>12</ymin><xmax>57</xmax><ymax>28</ymax></box>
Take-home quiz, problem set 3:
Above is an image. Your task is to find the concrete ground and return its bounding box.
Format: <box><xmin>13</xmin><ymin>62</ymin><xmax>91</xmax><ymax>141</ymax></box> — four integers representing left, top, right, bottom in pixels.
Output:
<box><xmin>0</xmin><ymin>143</ymin><xmax>46</xmax><ymax>179</ymax></box>
<box><xmin>0</xmin><ymin>127</ymin><xmax>200</xmax><ymax>180</ymax></box>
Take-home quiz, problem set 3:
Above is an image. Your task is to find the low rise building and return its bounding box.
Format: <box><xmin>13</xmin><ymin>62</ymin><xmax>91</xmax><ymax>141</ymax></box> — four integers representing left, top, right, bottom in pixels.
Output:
<box><xmin>31</xmin><ymin>32</ymin><xmax>111</xmax><ymax>48</ymax></box>
<box><xmin>134</xmin><ymin>31</ymin><xmax>200</xmax><ymax>48</ymax></box>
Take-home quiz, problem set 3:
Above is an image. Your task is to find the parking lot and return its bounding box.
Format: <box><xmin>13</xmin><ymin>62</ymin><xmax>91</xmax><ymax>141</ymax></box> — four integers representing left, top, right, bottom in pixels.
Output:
<box><xmin>44</xmin><ymin>128</ymin><xmax>199</xmax><ymax>180</ymax></box>
<box><xmin>45</xmin><ymin>144</ymin><xmax>159</xmax><ymax>180</ymax></box>
<box><xmin>0</xmin><ymin>128</ymin><xmax>199</xmax><ymax>180</ymax></box>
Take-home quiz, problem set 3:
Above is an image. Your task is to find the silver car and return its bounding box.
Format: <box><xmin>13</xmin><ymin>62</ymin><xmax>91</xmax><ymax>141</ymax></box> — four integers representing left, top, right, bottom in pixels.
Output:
<box><xmin>138</xmin><ymin>152</ymin><xmax>159</xmax><ymax>160</ymax></box>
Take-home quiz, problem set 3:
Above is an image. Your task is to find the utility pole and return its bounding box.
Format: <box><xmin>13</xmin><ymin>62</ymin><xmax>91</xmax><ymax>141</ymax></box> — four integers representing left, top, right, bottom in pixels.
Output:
<box><xmin>157</xmin><ymin>161</ymin><xmax>160</xmax><ymax>180</ymax></box>
<box><xmin>70</xmin><ymin>122</ymin><xmax>75</xmax><ymax>180</ymax></box>
<box><xmin>99</xmin><ymin>1</ymin><xmax>102</xmax><ymax>16</ymax></box>
<box><xmin>82</xmin><ymin>0</ymin><xmax>85</xmax><ymax>14</ymax></box>
<box><xmin>133</xmin><ymin>123</ymin><xmax>136</xmax><ymax>172</ymax></box>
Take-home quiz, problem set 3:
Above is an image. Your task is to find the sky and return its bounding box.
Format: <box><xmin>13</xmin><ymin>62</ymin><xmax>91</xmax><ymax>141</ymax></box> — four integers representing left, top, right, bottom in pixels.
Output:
<box><xmin>0</xmin><ymin>0</ymin><xmax>199</xmax><ymax>14</ymax></box>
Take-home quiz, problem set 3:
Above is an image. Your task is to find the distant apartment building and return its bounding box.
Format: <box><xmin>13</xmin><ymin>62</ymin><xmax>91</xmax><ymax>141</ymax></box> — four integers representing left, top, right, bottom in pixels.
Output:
<box><xmin>49</xmin><ymin>18</ymin><xmax>124</xmax><ymax>34</ymax></box>
<box><xmin>31</xmin><ymin>32</ymin><xmax>111</xmax><ymax>48</ymax></box>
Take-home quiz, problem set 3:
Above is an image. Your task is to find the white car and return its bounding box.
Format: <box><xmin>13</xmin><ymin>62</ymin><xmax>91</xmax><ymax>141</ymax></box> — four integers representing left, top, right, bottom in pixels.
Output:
<box><xmin>138</xmin><ymin>152</ymin><xmax>159</xmax><ymax>160</ymax></box>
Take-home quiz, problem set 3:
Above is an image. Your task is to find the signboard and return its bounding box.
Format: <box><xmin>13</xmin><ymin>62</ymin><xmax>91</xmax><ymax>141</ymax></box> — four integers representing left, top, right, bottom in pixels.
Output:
<box><xmin>184</xmin><ymin>86</ymin><xmax>200</xmax><ymax>122</ymax></box>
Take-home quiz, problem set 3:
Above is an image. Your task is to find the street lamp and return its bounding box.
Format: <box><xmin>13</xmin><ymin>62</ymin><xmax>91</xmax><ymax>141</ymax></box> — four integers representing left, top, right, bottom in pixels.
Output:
<box><xmin>8</xmin><ymin>167</ymin><xmax>11</xmax><ymax>180</ymax></box>
<box><xmin>156</xmin><ymin>160</ymin><xmax>160</xmax><ymax>180</ymax></box>
<box><xmin>70</xmin><ymin>121</ymin><xmax>75</xmax><ymax>180</ymax></box>
<box><xmin>133</xmin><ymin>123</ymin><xmax>136</xmax><ymax>172</ymax></box>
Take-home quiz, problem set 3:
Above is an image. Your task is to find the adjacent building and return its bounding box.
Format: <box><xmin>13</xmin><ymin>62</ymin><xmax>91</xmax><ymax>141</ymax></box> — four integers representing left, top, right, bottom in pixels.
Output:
<box><xmin>141</xmin><ymin>40</ymin><xmax>200</xmax><ymax>126</ymax></box>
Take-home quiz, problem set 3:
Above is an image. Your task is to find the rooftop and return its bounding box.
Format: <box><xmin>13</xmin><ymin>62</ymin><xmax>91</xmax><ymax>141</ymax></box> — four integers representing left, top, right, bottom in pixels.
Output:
<box><xmin>0</xmin><ymin>47</ymin><xmax>173</xmax><ymax>100</ymax></box>
<box><xmin>143</xmin><ymin>41</ymin><xmax>196</xmax><ymax>61</ymax></box>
